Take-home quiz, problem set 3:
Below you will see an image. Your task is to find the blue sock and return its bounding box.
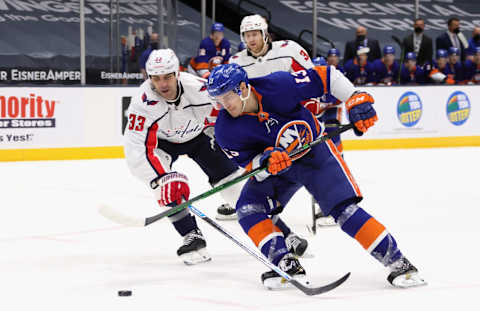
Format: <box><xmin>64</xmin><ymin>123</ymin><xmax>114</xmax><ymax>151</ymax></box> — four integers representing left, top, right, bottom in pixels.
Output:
<box><xmin>331</xmin><ymin>204</ymin><xmax>402</xmax><ymax>266</ymax></box>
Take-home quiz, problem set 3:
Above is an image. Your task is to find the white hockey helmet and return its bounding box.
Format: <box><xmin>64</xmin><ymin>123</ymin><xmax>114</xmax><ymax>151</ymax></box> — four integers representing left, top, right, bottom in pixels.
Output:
<box><xmin>146</xmin><ymin>48</ymin><xmax>179</xmax><ymax>77</ymax></box>
<box><xmin>240</xmin><ymin>14</ymin><xmax>268</xmax><ymax>44</ymax></box>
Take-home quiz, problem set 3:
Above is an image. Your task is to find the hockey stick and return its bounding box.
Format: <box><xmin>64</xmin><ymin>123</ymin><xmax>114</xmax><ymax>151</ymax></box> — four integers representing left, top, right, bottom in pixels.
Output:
<box><xmin>392</xmin><ymin>35</ymin><xmax>405</xmax><ymax>84</ymax></box>
<box><xmin>187</xmin><ymin>204</ymin><xmax>350</xmax><ymax>296</ymax></box>
<box><xmin>99</xmin><ymin>123</ymin><xmax>355</xmax><ymax>227</ymax></box>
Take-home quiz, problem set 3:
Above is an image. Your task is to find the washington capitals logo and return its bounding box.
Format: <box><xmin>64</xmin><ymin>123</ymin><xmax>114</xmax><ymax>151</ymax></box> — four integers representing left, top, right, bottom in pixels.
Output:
<box><xmin>142</xmin><ymin>92</ymin><xmax>159</xmax><ymax>106</ymax></box>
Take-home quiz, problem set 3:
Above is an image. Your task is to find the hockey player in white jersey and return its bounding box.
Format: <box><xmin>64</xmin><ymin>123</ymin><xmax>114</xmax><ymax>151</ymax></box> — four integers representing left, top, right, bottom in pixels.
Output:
<box><xmin>123</xmin><ymin>49</ymin><xmax>245</xmax><ymax>265</ymax></box>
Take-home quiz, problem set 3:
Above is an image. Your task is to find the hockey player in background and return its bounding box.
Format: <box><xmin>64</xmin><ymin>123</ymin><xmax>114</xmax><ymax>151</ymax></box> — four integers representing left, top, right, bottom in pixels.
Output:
<box><xmin>344</xmin><ymin>46</ymin><xmax>376</xmax><ymax>86</ymax></box>
<box><xmin>464</xmin><ymin>46</ymin><xmax>480</xmax><ymax>83</ymax></box>
<box><xmin>445</xmin><ymin>47</ymin><xmax>465</xmax><ymax>84</ymax></box>
<box><xmin>326</xmin><ymin>48</ymin><xmax>344</xmax><ymax>73</ymax></box>
<box><xmin>123</xmin><ymin>49</ymin><xmax>244</xmax><ymax>265</ymax></box>
<box><xmin>400</xmin><ymin>52</ymin><xmax>426</xmax><ymax>84</ymax></box>
<box><xmin>207</xmin><ymin>63</ymin><xmax>426</xmax><ymax>290</ymax></box>
<box><xmin>372</xmin><ymin>45</ymin><xmax>399</xmax><ymax>85</ymax></box>
<box><xmin>226</xmin><ymin>14</ymin><xmax>339</xmax><ymax>228</ymax></box>
<box><xmin>188</xmin><ymin>23</ymin><xmax>231</xmax><ymax>77</ymax></box>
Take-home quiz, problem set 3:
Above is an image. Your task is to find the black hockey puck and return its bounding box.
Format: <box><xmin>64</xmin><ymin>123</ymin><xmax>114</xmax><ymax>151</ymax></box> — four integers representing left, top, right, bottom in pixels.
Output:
<box><xmin>118</xmin><ymin>290</ymin><xmax>132</xmax><ymax>296</ymax></box>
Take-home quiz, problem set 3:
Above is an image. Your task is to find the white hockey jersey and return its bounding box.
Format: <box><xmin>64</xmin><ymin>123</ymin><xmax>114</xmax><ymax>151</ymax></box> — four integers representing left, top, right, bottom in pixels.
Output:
<box><xmin>229</xmin><ymin>40</ymin><xmax>313</xmax><ymax>78</ymax></box>
<box><xmin>123</xmin><ymin>72</ymin><xmax>215</xmax><ymax>185</ymax></box>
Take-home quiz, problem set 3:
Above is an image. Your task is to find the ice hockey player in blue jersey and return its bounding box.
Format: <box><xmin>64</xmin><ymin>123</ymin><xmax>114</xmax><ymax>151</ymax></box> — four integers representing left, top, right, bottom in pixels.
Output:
<box><xmin>188</xmin><ymin>23</ymin><xmax>231</xmax><ymax>77</ymax></box>
<box><xmin>344</xmin><ymin>46</ymin><xmax>375</xmax><ymax>85</ymax></box>
<box><xmin>445</xmin><ymin>47</ymin><xmax>465</xmax><ymax>84</ymax></box>
<box><xmin>206</xmin><ymin>63</ymin><xmax>426</xmax><ymax>290</ymax></box>
<box><xmin>400</xmin><ymin>52</ymin><xmax>426</xmax><ymax>84</ymax></box>
<box><xmin>464</xmin><ymin>46</ymin><xmax>480</xmax><ymax>83</ymax></box>
<box><xmin>372</xmin><ymin>45</ymin><xmax>399</xmax><ymax>85</ymax></box>
<box><xmin>326</xmin><ymin>48</ymin><xmax>344</xmax><ymax>74</ymax></box>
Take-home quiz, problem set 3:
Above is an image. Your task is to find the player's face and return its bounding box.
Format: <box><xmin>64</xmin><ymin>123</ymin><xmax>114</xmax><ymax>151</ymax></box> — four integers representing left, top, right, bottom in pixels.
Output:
<box><xmin>474</xmin><ymin>53</ymin><xmax>480</xmax><ymax>64</ymax></box>
<box><xmin>449</xmin><ymin>54</ymin><xmax>458</xmax><ymax>64</ymax></box>
<box><xmin>150</xmin><ymin>73</ymin><xmax>178</xmax><ymax>100</ymax></box>
<box><xmin>214</xmin><ymin>91</ymin><xmax>243</xmax><ymax>117</ymax></box>
<box><xmin>327</xmin><ymin>55</ymin><xmax>338</xmax><ymax>66</ymax></box>
<box><xmin>211</xmin><ymin>31</ymin><xmax>224</xmax><ymax>46</ymax></box>
<box><xmin>437</xmin><ymin>57</ymin><xmax>447</xmax><ymax>68</ymax></box>
<box><xmin>406</xmin><ymin>60</ymin><xmax>416</xmax><ymax>70</ymax></box>
<box><xmin>243</xmin><ymin>30</ymin><xmax>264</xmax><ymax>54</ymax></box>
<box><xmin>384</xmin><ymin>54</ymin><xmax>395</xmax><ymax>66</ymax></box>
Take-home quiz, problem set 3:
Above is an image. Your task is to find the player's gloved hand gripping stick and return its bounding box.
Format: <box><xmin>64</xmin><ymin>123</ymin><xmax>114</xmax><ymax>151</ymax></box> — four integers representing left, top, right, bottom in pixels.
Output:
<box><xmin>100</xmin><ymin>123</ymin><xmax>354</xmax><ymax>227</ymax></box>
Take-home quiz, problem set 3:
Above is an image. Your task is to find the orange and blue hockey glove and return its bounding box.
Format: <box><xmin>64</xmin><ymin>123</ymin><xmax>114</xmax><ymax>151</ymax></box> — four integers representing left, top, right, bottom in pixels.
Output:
<box><xmin>345</xmin><ymin>91</ymin><xmax>378</xmax><ymax>136</ymax></box>
<box><xmin>260</xmin><ymin>147</ymin><xmax>292</xmax><ymax>176</ymax></box>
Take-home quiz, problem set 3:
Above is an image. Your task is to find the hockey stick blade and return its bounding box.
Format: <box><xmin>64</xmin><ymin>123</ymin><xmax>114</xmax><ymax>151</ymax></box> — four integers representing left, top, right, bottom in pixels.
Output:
<box><xmin>290</xmin><ymin>272</ymin><xmax>350</xmax><ymax>296</ymax></box>
<box><xmin>98</xmin><ymin>204</ymin><xmax>146</xmax><ymax>227</ymax></box>
<box><xmin>188</xmin><ymin>205</ymin><xmax>350</xmax><ymax>296</ymax></box>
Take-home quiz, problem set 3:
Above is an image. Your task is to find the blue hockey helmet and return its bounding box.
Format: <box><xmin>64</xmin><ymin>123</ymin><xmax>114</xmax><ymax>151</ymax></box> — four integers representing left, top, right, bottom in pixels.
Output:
<box><xmin>312</xmin><ymin>56</ymin><xmax>327</xmax><ymax>66</ymax></box>
<box><xmin>327</xmin><ymin>48</ymin><xmax>340</xmax><ymax>57</ymax></box>
<box><xmin>405</xmin><ymin>52</ymin><xmax>416</xmax><ymax>60</ymax></box>
<box><xmin>211</xmin><ymin>22</ymin><xmax>224</xmax><ymax>33</ymax></box>
<box><xmin>448</xmin><ymin>46</ymin><xmax>459</xmax><ymax>56</ymax></box>
<box><xmin>207</xmin><ymin>63</ymin><xmax>249</xmax><ymax>98</ymax></box>
<box><xmin>436</xmin><ymin>49</ymin><xmax>448</xmax><ymax>59</ymax></box>
<box><xmin>383</xmin><ymin>45</ymin><xmax>395</xmax><ymax>55</ymax></box>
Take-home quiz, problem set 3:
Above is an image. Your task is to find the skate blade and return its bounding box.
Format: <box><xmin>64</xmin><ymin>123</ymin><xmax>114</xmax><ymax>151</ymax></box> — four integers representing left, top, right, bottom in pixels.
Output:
<box><xmin>215</xmin><ymin>214</ymin><xmax>238</xmax><ymax>221</ymax></box>
<box><xmin>180</xmin><ymin>248</ymin><xmax>212</xmax><ymax>265</ymax></box>
<box><xmin>316</xmin><ymin>216</ymin><xmax>337</xmax><ymax>227</ymax></box>
<box><xmin>263</xmin><ymin>274</ymin><xmax>308</xmax><ymax>290</ymax></box>
<box><xmin>392</xmin><ymin>272</ymin><xmax>427</xmax><ymax>288</ymax></box>
<box><xmin>298</xmin><ymin>252</ymin><xmax>315</xmax><ymax>259</ymax></box>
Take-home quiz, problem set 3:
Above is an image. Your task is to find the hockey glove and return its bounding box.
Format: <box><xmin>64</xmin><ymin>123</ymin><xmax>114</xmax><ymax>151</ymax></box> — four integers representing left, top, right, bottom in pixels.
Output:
<box><xmin>155</xmin><ymin>172</ymin><xmax>190</xmax><ymax>206</ymax></box>
<box><xmin>345</xmin><ymin>91</ymin><xmax>378</xmax><ymax>136</ymax></box>
<box><xmin>260</xmin><ymin>147</ymin><xmax>292</xmax><ymax>176</ymax></box>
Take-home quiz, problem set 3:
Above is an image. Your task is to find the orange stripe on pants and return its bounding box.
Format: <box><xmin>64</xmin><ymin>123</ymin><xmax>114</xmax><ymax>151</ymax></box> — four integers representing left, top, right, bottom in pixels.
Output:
<box><xmin>354</xmin><ymin>218</ymin><xmax>386</xmax><ymax>250</ymax></box>
<box><xmin>326</xmin><ymin>139</ymin><xmax>362</xmax><ymax>197</ymax></box>
<box><xmin>247</xmin><ymin>219</ymin><xmax>281</xmax><ymax>247</ymax></box>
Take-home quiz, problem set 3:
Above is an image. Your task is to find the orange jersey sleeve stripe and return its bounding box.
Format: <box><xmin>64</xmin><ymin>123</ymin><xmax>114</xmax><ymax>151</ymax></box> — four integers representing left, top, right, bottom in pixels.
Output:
<box><xmin>326</xmin><ymin>139</ymin><xmax>362</xmax><ymax>197</ymax></box>
<box><xmin>313</xmin><ymin>66</ymin><xmax>328</xmax><ymax>94</ymax></box>
<box><xmin>189</xmin><ymin>57</ymin><xmax>209</xmax><ymax>70</ymax></box>
<box><xmin>354</xmin><ymin>217</ymin><xmax>386</xmax><ymax>250</ymax></box>
<box><xmin>247</xmin><ymin>219</ymin><xmax>281</xmax><ymax>247</ymax></box>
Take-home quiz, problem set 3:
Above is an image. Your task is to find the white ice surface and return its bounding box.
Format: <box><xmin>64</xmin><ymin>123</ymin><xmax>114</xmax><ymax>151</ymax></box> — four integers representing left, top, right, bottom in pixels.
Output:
<box><xmin>1</xmin><ymin>148</ymin><xmax>479</xmax><ymax>311</ymax></box>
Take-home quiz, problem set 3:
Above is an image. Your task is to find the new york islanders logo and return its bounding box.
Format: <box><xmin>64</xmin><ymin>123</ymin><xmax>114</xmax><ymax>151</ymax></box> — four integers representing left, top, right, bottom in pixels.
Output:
<box><xmin>275</xmin><ymin>121</ymin><xmax>313</xmax><ymax>160</ymax></box>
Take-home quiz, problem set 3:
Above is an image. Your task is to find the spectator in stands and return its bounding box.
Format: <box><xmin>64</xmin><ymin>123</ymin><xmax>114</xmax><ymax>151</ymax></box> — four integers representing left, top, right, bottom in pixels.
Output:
<box><xmin>139</xmin><ymin>32</ymin><xmax>159</xmax><ymax>80</ymax></box>
<box><xmin>402</xmin><ymin>18</ymin><xmax>433</xmax><ymax>66</ymax></box>
<box><xmin>188</xmin><ymin>23</ymin><xmax>231</xmax><ymax>77</ymax></box>
<box><xmin>466</xmin><ymin>27</ymin><xmax>480</xmax><ymax>61</ymax></box>
<box><xmin>326</xmin><ymin>48</ymin><xmax>344</xmax><ymax>73</ymax></box>
<box><xmin>400</xmin><ymin>52</ymin><xmax>425</xmax><ymax>84</ymax></box>
<box><xmin>428</xmin><ymin>49</ymin><xmax>450</xmax><ymax>84</ymax></box>
<box><xmin>436</xmin><ymin>17</ymin><xmax>469</xmax><ymax>62</ymax></box>
<box><xmin>344</xmin><ymin>46</ymin><xmax>375</xmax><ymax>85</ymax></box>
<box><xmin>373</xmin><ymin>45</ymin><xmax>399</xmax><ymax>85</ymax></box>
<box><xmin>446</xmin><ymin>47</ymin><xmax>464</xmax><ymax>84</ymax></box>
<box><xmin>464</xmin><ymin>46</ymin><xmax>480</xmax><ymax>84</ymax></box>
<box><xmin>344</xmin><ymin>26</ymin><xmax>381</xmax><ymax>64</ymax></box>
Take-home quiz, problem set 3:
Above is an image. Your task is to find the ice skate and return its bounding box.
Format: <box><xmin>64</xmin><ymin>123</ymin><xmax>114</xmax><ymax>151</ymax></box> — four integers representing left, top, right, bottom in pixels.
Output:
<box><xmin>215</xmin><ymin>203</ymin><xmax>237</xmax><ymax>220</ymax></box>
<box><xmin>285</xmin><ymin>232</ymin><xmax>310</xmax><ymax>257</ymax></box>
<box><xmin>261</xmin><ymin>253</ymin><xmax>306</xmax><ymax>290</ymax></box>
<box><xmin>387</xmin><ymin>256</ymin><xmax>427</xmax><ymax>288</ymax></box>
<box><xmin>177</xmin><ymin>229</ymin><xmax>211</xmax><ymax>265</ymax></box>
